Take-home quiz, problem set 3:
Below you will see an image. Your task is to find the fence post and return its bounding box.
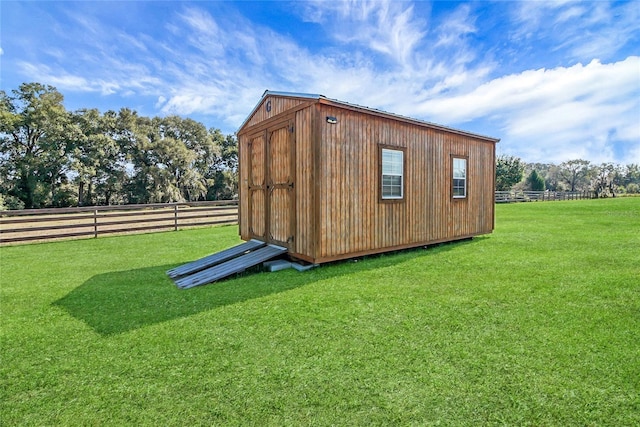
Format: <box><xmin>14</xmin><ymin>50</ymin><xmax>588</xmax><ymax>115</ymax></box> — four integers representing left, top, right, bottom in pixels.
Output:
<box><xmin>174</xmin><ymin>204</ymin><xmax>178</xmax><ymax>231</ymax></box>
<box><xmin>94</xmin><ymin>209</ymin><xmax>98</xmax><ymax>238</ymax></box>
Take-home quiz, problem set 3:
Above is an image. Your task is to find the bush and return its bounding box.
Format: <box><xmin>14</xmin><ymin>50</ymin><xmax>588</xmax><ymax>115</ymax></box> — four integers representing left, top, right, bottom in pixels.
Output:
<box><xmin>0</xmin><ymin>193</ymin><xmax>26</xmax><ymax>210</ymax></box>
<box><xmin>527</xmin><ymin>170</ymin><xmax>546</xmax><ymax>191</ymax></box>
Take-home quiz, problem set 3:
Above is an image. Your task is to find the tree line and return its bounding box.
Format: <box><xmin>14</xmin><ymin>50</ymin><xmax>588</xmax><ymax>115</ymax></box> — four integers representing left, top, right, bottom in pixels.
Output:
<box><xmin>2</xmin><ymin>83</ymin><xmax>638</xmax><ymax>211</ymax></box>
<box><xmin>1</xmin><ymin>83</ymin><xmax>238</xmax><ymax>210</ymax></box>
<box><xmin>496</xmin><ymin>156</ymin><xmax>639</xmax><ymax>197</ymax></box>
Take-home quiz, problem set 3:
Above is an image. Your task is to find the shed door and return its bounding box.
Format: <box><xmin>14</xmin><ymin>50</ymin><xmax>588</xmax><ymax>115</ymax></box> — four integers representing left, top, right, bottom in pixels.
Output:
<box><xmin>247</xmin><ymin>133</ymin><xmax>266</xmax><ymax>240</ymax></box>
<box><xmin>247</xmin><ymin>120</ymin><xmax>295</xmax><ymax>248</ymax></box>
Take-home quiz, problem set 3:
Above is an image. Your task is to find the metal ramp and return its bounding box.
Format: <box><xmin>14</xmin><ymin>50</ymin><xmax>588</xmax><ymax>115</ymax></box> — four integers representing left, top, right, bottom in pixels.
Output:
<box><xmin>167</xmin><ymin>239</ymin><xmax>266</xmax><ymax>279</ymax></box>
<box><xmin>167</xmin><ymin>239</ymin><xmax>288</xmax><ymax>289</ymax></box>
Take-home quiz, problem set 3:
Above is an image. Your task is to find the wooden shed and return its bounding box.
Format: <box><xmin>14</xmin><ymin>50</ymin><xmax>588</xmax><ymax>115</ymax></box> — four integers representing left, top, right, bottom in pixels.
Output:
<box><xmin>237</xmin><ymin>91</ymin><xmax>499</xmax><ymax>264</ymax></box>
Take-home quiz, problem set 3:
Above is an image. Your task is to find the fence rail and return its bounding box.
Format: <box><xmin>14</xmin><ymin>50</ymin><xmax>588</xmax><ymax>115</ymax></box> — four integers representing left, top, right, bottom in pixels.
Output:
<box><xmin>0</xmin><ymin>200</ymin><xmax>238</xmax><ymax>245</ymax></box>
<box><xmin>495</xmin><ymin>190</ymin><xmax>594</xmax><ymax>203</ymax></box>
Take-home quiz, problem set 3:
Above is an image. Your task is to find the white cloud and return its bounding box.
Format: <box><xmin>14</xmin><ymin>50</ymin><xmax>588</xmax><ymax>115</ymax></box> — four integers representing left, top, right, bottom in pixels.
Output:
<box><xmin>434</xmin><ymin>4</ymin><xmax>476</xmax><ymax>48</ymax></box>
<box><xmin>511</xmin><ymin>1</ymin><xmax>639</xmax><ymax>61</ymax></box>
<box><xmin>300</xmin><ymin>0</ymin><xmax>427</xmax><ymax>68</ymax></box>
<box><xmin>18</xmin><ymin>62</ymin><xmax>91</xmax><ymax>91</ymax></box>
<box><xmin>18</xmin><ymin>59</ymin><xmax>162</xmax><ymax>97</ymax></box>
<box><xmin>629</xmin><ymin>142</ymin><xmax>640</xmax><ymax>165</ymax></box>
<box><xmin>176</xmin><ymin>8</ymin><xmax>225</xmax><ymax>57</ymax></box>
<box><xmin>9</xmin><ymin>1</ymin><xmax>638</xmax><ymax>165</ymax></box>
<box><xmin>555</xmin><ymin>5</ymin><xmax>587</xmax><ymax>23</ymax></box>
<box><xmin>415</xmin><ymin>57</ymin><xmax>640</xmax><ymax>163</ymax></box>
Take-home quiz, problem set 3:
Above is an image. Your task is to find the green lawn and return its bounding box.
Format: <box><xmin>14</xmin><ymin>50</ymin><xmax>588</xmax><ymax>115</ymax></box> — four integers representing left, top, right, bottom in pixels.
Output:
<box><xmin>1</xmin><ymin>198</ymin><xmax>639</xmax><ymax>426</ymax></box>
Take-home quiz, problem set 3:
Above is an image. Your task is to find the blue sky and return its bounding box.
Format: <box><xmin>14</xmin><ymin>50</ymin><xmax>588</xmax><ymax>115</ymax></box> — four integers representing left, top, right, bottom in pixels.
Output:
<box><xmin>2</xmin><ymin>0</ymin><xmax>639</xmax><ymax>164</ymax></box>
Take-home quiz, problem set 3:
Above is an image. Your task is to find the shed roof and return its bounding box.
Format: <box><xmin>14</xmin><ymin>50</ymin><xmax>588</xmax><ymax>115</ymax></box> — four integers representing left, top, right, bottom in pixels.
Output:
<box><xmin>238</xmin><ymin>90</ymin><xmax>500</xmax><ymax>143</ymax></box>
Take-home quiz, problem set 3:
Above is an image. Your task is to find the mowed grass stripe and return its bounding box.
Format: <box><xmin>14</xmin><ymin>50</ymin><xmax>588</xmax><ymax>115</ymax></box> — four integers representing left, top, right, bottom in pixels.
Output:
<box><xmin>1</xmin><ymin>198</ymin><xmax>638</xmax><ymax>426</ymax></box>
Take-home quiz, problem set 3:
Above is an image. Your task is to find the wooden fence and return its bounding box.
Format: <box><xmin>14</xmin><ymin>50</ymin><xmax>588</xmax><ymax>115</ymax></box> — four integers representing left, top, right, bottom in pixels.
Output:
<box><xmin>1</xmin><ymin>192</ymin><xmax>598</xmax><ymax>245</ymax></box>
<box><xmin>0</xmin><ymin>200</ymin><xmax>238</xmax><ymax>245</ymax></box>
<box><xmin>495</xmin><ymin>191</ymin><xmax>594</xmax><ymax>203</ymax></box>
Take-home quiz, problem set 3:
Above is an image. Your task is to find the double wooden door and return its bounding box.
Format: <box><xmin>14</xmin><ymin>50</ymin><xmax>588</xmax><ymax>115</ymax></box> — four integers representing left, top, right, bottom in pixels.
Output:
<box><xmin>247</xmin><ymin>119</ymin><xmax>295</xmax><ymax>248</ymax></box>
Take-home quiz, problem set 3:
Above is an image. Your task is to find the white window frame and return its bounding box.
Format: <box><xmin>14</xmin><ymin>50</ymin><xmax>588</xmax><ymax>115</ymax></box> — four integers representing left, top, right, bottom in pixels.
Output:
<box><xmin>381</xmin><ymin>147</ymin><xmax>404</xmax><ymax>200</ymax></box>
<box><xmin>452</xmin><ymin>157</ymin><xmax>467</xmax><ymax>199</ymax></box>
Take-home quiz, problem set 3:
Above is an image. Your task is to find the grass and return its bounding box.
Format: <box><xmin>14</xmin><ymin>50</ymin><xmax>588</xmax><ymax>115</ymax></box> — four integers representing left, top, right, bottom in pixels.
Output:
<box><xmin>1</xmin><ymin>198</ymin><xmax>639</xmax><ymax>426</ymax></box>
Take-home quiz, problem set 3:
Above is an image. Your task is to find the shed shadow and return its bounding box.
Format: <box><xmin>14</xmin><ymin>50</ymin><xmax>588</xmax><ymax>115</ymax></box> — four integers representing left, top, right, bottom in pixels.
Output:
<box><xmin>54</xmin><ymin>263</ymin><xmax>309</xmax><ymax>336</ymax></box>
<box><xmin>54</xmin><ymin>237</ymin><xmax>479</xmax><ymax>336</ymax></box>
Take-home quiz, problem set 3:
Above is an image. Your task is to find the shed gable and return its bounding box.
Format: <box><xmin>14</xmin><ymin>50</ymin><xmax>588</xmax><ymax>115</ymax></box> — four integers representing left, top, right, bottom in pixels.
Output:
<box><xmin>241</xmin><ymin>93</ymin><xmax>318</xmax><ymax>131</ymax></box>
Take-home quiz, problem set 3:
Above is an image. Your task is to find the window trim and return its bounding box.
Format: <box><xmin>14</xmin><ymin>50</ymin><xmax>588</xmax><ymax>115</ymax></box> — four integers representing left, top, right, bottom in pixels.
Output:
<box><xmin>451</xmin><ymin>155</ymin><xmax>468</xmax><ymax>200</ymax></box>
<box><xmin>379</xmin><ymin>145</ymin><xmax>406</xmax><ymax>203</ymax></box>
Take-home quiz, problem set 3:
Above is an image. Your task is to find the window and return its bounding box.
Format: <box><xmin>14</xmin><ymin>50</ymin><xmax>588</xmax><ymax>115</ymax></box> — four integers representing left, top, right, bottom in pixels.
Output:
<box><xmin>381</xmin><ymin>148</ymin><xmax>404</xmax><ymax>199</ymax></box>
<box><xmin>452</xmin><ymin>157</ymin><xmax>467</xmax><ymax>198</ymax></box>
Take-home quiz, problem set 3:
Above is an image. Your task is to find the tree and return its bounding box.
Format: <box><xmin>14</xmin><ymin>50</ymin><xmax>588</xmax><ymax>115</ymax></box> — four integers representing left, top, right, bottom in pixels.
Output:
<box><xmin>522</xmin><ymin>162</ymin><xmax>558</xmax><ymax>191</ymax></box>
<box><xmin>123</xmin><ymin>115</ymin><xmax>217</xmax><ymax>203</ymax></box>
<box><xmin>495</xmin><ymin>155</ymin><xmax>524</xmax><ymax>191</ymax></box>
<box><xmin>156</xmin><ymin>116</ymin><xmax>218</xmax><ymax>202</ymax></box>
<box><xmin>544</xmin><ymin>164</ymin><xmax>563</xmax><ymax>191</ymax></box>
<box><xmin>0</xmin><ymin>83</ymin><xmax>77</xmax><ymax>208</ymax></box>
<box><xmin>559</xmin><ymin>159</ymin><xmax>591</xmax><ymax>191</ymax></box>
<box><xmin>205</xmin><ymin>130</ymin><xmax>238</xmax><ymax>200</ymax></box>
<box><xmin>526</xmin><ymin>170</ymin><xmax>545</xmax><ymax>191</ymax></box>
<box><xmin>70</xmin><ymin>109</ymin><xmax>127</xmax><ymax>205</ymax></box>
<box><xmin>591</xmin><ymin>163</ymin><xmax>618</xmax><ymax>198</ymax></box>
<box><xmin>620</xmin><ymin>164</ymin><xmax>640</xmax><ymax>193</ymax></box>
<box><xmin>96</xmin><ymin>110</ymin><xmax>129</xmax><ymax>205</ymax></box>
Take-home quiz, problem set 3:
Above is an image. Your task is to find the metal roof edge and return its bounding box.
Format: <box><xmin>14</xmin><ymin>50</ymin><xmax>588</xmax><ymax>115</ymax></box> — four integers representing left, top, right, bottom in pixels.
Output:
<box><xmin>262</xmin><ymin>90</ymin><xmax>323</xmax><ymax>99</ymax></box>
<box><xmin>238</xmin><ymin>91</ymin><xmax>500</xmax><ymax>143</ymax></box>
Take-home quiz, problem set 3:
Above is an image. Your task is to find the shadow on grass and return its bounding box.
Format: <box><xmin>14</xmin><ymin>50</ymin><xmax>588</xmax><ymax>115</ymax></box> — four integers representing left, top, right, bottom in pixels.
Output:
<box><xmin>54</xmin><ymin>263</ymin><xmax>309</xmax><ymax>336</ymax></box>
<box><xmin>54</xmin><ymin>237</ymin><xmax>479</xmax><ymax>336</ymax></box>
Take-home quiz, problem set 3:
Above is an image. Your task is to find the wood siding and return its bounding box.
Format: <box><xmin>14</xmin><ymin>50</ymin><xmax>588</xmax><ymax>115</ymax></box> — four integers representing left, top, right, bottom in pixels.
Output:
<box><xmin>293</xmin><ymin>106</ymin><xmax>315</xmax><ymax>258</ymax></box>
<box><xmin>244</xmin><ymin>96</ymin><xmax>312</xmax><ymax>128</ymax></box>
<box><xmin>267</xmin><ymin>125</ymin><xmax>294</xmax><ymax>246</ymax></box>
<box><xmin>248</xmin><ymin>133</ymin><xmax>266</xmax><ymax>239</ymax></box>
<box><xmin>239</xmin><ymin>93</ymin><xmax>497</xmax><ymax>264</ymax></box>
<box><xmin>315</xmin><ymin>104</ymin><xmax>495</xmax><ymax>262</ymax></box>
